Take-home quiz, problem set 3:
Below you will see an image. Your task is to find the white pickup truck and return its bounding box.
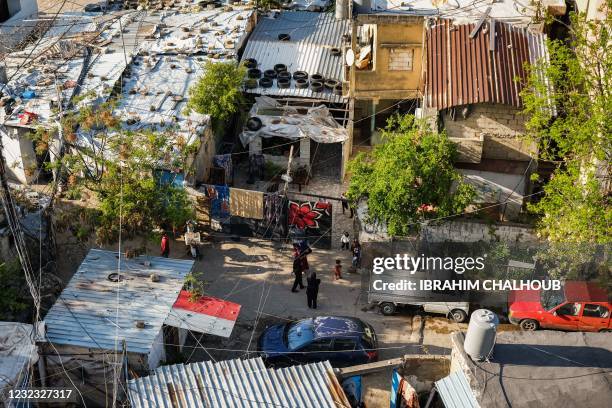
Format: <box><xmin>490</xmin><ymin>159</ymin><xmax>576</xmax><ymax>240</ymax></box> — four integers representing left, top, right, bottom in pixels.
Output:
<box><xmin>367</xmin><ymin>269</ymin><xmax>470</xmax><ymax>322</ymax></box>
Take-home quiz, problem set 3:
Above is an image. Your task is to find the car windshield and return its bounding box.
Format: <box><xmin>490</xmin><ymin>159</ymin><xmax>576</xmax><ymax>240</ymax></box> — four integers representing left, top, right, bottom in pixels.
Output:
<box><xmin>286</xmin><ymin>319</ymin><xmax>315</xmax><ymax>350</ymax></box>
<box><xmin>541</xmin><ymin>289</ymin><xmax>566</xmax><ymax>310</ymax></box>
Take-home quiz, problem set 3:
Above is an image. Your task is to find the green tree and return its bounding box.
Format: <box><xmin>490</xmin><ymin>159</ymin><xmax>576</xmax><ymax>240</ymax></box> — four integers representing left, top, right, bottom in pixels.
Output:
<box><xmin>186</xmin><ymin>60</ymin><xmax>246</xmax><ymax>122</ymax></box>
<box><xmin>347</xmin><ymin>114</ymin><xmax>475</xmax><ymax>236</ymax></box>
<box><xmin>0</xmin><ymin>260</ymin><xmax>28</xmax><ymax>318</ymax></box>
<box><xmin>521</xmin><ymin>6</ymin><xmax>611</xmax><ymax>244</ymax></box>
<box><xmin>55</xmin><ymin>106</ymin><xmax>195</xmax><ymax>243</ymax></box>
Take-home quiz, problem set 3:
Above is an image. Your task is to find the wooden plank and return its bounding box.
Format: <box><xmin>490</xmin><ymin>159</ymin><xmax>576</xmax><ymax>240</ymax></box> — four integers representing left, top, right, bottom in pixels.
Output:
<box><xmin>337</xmin><ymin>354</ymin><xmax>451</xmax><ymax>377</ymax></box>
<box><xmin>469</xmin><ymin>6</ymin><xmax>492</xmax><ymax>38</ymax></box>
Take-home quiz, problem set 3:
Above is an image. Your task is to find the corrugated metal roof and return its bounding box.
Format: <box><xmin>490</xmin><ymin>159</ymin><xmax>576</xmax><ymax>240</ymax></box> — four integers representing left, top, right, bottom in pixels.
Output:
<box><xmin>128</xmin><ymin>357</ymin><xmax>351</xmax><ymax>408</ymax></box>
<box><xmin>369</xmin><ymin>0</ymin><xmax>536</xmax><ymax>26</ymax></box>
<box><xmin>44</xmin><ymin>249</ymin><xmax>194</xmax><ymax>354</ymax></box>
<box><xmin>436</xmin><ymin>370</ymin><xmax>480</xmax><ymax>408</ymax></box>
<box><xmin>241</xmin><ymin>11</ymin><xmax>349</xmax><ymax>103</ymax></box>
<box><xmin>425</xmin><ymin>19</ymin><xmax>548</xmax><ymax>110</ymax></box>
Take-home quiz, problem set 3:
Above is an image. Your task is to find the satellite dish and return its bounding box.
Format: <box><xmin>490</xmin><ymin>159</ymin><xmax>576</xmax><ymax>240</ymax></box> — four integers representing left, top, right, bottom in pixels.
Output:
<box><xmin>345</xmin><ymin>49</ymin><xmax>355</xmax><ymax>66</ymax></box>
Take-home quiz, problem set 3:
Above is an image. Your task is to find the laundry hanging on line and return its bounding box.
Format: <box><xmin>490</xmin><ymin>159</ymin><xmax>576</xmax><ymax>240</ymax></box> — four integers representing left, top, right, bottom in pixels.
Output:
<box><xmin>213</xmin><ymin>154</ymin><xmax>233</xmax><ymax>184</ymax></box>
<box><xmin>230</xmin><ymin>188</ymin><xmax>264</xmax><ymax>220</ymax></box>
<box><xmin>203</xmin><ymin>184</ymin><xmax>230</xmax><ymax>220</ymax></box>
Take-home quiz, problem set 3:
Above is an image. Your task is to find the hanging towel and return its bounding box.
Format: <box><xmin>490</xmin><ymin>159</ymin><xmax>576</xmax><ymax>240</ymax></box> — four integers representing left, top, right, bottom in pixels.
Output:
<box><xmin>230</xmin><ymin>188</ymin><xmax>264</xmax><ymax>220</ymax></box>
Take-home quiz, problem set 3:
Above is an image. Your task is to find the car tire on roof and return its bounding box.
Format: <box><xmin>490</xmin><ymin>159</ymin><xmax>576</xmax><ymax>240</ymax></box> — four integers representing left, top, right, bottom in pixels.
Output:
<box><xmin>333</xmin><ymin>83</ymin><xmax>343</xmax><ymax>95</ymax></box>
<box><xmin>295</xmin><ymin>78</ymin><xmax>309</xmax><ymax>89</ymax></box>
<box><xmin>84</xmin><ymin>4</ymin><xmax>102</xmax><ymax>12</ymax></box>
<box><xmin>277</xmin><ymin>71</ymin><xmax>291</xmax><ymax>80</ymax></box>
<box><xmin>311</xmin><ymin>73</ymin><xmax>324</xmax><ymax>82</ymax></box>
<box><xmin>274</xmin><ymin>63</ymin><xmax>287</xmax><ymax>73</ymax></box>
<box><xmin>259</xmin><ymin>77</ymin><xmax>273</xmax><ymax>88</ymax></box>
<box><xmin>277</xmin><ymin>78</ymin><xmax>291</xmax><ymax>89</ymax></box>
<box><xmin>244</xmin><ymin>78</ymin><xmax>258</xmax><ymax>89</ymax></box>
<box><xmin>246</xmin><ymin>117</ymin><xmax>263</xmax><ymax>131</ymax></box>
<box><xmin>293</xmin><ymin>71</ymin><xmax>308</xmax><ymax>80</ymax></box>
<box><xmin>519</xmin><ymin>319</ymin><xmax>539</xmax><ymax>331</ymax></box>
<box><xmin>247</xmin><ymin>68</ymin><xmax>262</xmax><ymax>78</ymax></box>
<box><xmin>263</xmin><ymin>69</ymin><xmax>277</xmax><ymax>79</ymax></box>
<box><xmin>244</xmin><ymin>58</ymin><xmax>257</xmax><ymax>69</ymax></box>
<box><xmin>310</xmin><ymin>81</ymin><xmax>323</xmax><ymax>92</ymax></box>
<box><xmin>324</xmin><ymin>79</ymin><xmax>339</xmax><ymax>90</ymax></box>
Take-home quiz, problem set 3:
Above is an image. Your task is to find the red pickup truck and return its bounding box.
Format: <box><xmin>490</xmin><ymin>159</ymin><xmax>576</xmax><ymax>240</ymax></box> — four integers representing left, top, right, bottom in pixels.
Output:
<box><xmin>508</xmin><ymin>282</ymin><xmax>611</xmax><ymax>332</ymax></box>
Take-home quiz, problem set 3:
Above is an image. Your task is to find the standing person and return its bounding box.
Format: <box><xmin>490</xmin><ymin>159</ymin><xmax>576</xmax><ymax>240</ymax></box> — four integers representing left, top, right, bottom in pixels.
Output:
<box><xmin>341</xmin><ymin>193</ymin><xmax>353</xmax><ymax>218</ymax></box>
<box><xmin>291</xmin><ymin>256</ymin><xmax>305</xmax><ymax>292</ymax></box>
<box><xmin>334</xmin><ymin>259</ymin><xmax>343</xmax><ymax>280</ymax></box>
<box><xmin>351</xmin><ymin>239</ymin><xmax>361</xmax><ymax>269</ymax></box>
<box><xmin>306</xmin><ymin>270</ymin><xmax>320</xmax><ymax>309</ymax></box>
<box><xmin>340</xmin><ymin>232</ymin><xmax>350</xmax><ymax>250</ymax></box>
<box><xmin>160</xmin><ymin>232</ymin><xmax>170</xmax><ymax>258</ymax></box>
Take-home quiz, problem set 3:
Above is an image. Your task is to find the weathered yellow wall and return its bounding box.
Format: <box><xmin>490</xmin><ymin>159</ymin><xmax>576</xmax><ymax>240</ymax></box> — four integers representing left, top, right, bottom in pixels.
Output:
<box><xmin>353</xmin><ymin>21</ymin><xmax>424</xmax><ymax>99</ymax></box>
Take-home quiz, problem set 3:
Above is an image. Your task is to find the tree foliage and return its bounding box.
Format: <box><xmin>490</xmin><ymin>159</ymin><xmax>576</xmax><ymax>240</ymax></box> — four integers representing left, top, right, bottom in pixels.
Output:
<box><xmin>186</xmin><ymin>60</ymin><xmax>246</xmax><ymax>122</ymax></box>
<box><xmin>521</xmin><ymin>6</ymin><xmax>611</xmax><ymax>244</ymax></box>
<box><xmin>347</xmin><ymin>114</ymin><xmax>475</xmax><ymax>236</ymax></box>
<box><xmin>55</xmin><ymin>105</ymin><xmax>195</xmax><ymax>243</ymax></box>
<box><xmin>0</xmin><ymin>260</ymin><xmax>28</xmax><ymax>318</ymax></box>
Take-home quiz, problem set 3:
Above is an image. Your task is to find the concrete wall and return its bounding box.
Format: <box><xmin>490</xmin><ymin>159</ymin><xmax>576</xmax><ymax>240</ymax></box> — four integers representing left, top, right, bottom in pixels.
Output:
<box><xmin>459</xmin><ymin>169</ymin><xmax>528</xmax><ymax>221</ymax></box>
<box><xmin>1</xmin><ymin>126</ymin><xmax>37</xmax><ymax>184</ymax></box>
<box><xmin>0</xmin><ymin>0</ymin><xmax>38</xmax><ymax>53</ymax></box>
<box><xmin>352</xmin><ymin>16</ymin><xmax>424</xmax><ymax>100</ymax></box>
<box><xmin>575</xmin><ymin>0</ymin><xmax>607</xmax><ymax>20</ymax></box>
<box><xmin>422</xmin><ymin>220</ymin><xmax>537</xmax><ymax>244</ymax></box>
<box><xmin>147</xmin><ymin>326</ymin><xmax>166</xmax><ymax>371</ymax></box>
<box><xmin>186</xmin><ymin>125</ymin><xmax>214</xmax><ymax>184</ymax></box>
<box><xmin>442</xmin><ymin>104</ymin><xmax>536</xmax><ymax>162</ymax></box>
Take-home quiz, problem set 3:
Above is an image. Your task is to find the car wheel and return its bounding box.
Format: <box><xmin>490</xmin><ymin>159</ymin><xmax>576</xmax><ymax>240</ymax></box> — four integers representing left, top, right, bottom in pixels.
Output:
<box><xmin>380</xmin><ymin>302</ymin><xmax>396</xmax><ymax>316</ymax></box>
<box><xmin>450</xmin><ymin>309</ymin><xmax>468</xmax><ymax>323</ymax></box>
<box><xmin>520</xmin><ymin>319</ymin><xmax>539</xmax><ymax>331</ymax></box>
<box><xmin>599</xmin><ymin>329</ymin><xmax>612</xmax><ymax>333</ymax></box>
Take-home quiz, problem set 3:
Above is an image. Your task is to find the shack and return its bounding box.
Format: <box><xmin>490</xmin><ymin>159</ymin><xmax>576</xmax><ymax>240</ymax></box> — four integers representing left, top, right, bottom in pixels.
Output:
<box><xmin>42</xmin><ymin>249</ymin><xmax>194</xmax><ymax>405</ymax></box>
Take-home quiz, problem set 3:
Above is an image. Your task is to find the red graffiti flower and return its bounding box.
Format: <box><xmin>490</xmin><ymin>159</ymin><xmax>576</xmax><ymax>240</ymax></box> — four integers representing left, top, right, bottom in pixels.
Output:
<box><xmin>288</xmin><ymin>201</ymin><xmax>322</xmax><ymax>229</ymax></box>
<box><xmin>314</xmin><ymin>201</ymin><xmax>332</xmax><ymax>216</ymax></box>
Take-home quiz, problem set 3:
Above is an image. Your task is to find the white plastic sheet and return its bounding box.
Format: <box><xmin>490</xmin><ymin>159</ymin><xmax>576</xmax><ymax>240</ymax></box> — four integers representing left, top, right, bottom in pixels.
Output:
<box><xmin>240</xmin><ymin>96</ymin><xmax>348</xmax><ymax>147</ymax></box>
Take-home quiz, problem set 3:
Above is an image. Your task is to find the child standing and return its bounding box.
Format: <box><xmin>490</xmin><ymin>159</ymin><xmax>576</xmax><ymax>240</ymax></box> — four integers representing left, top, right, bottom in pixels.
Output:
<box><xmin>334</xmin><ymin>259</ymin><xmax>343</xmax><ymax>280</ymax></box>
<box><xmin>340</xmin><ymin>232</ymin><xmax>350</xmax><ymax>250</ymax></box>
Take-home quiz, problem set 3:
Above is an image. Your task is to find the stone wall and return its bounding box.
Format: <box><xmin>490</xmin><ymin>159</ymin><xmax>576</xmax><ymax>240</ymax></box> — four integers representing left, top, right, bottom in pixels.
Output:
<box><xmin>422</xmin><ymin>220</ymin><xmax>537</xmax><ymax>244</ymax></box>
<box><xmin>442</xmin><ymin>104</ymin><xmax>536</xmax><ymax>162</ymax></box>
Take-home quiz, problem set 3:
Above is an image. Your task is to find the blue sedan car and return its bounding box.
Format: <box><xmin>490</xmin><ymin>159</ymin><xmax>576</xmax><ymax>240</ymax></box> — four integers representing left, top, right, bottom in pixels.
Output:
<box><xmin>258</xmin><ymin>316</ymin><xmax>378</xmax><ymax>367</ymax></box>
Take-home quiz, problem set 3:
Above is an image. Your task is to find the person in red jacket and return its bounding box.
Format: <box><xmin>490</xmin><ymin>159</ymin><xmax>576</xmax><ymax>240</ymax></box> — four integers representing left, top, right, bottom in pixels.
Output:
<box><xmin>160</xmin><ymin>232</ymin><xmax>170</xmax><ymax>257</ymax></box>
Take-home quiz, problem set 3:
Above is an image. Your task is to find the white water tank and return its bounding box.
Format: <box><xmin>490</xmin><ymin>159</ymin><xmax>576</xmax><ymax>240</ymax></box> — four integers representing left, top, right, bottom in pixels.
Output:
<box><xmin>335</xmin><ymin>0</ymin><xmax>349</xmax><ymax>20</ymax></box>
<box><xmin>464</xmin><ymin>309</ymin><xmax>498</xmax><ymax>361</ymax></box>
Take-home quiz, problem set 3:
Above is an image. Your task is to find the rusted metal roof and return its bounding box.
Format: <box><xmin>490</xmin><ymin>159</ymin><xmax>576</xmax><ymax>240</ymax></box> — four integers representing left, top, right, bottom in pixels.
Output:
<box><xmin>127</xmin><ymin>357</ymin><xmax>351</xmax><ymax>408</ymax></box>
<box><xmin>425</xmin><ymin>19</ymin><xmax>548</xmax><ymax>110</ymax></box>
<box><xmin>241</xmin><ymin>11</ymin><xmax>350</xmax><ymax>103</ymax></box>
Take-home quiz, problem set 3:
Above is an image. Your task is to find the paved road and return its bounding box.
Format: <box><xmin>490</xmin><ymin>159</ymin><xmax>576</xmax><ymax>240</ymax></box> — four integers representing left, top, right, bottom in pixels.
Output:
<box><xmin>185</xmin><ymin>236</ymin><xmax>422</xmax><ymax>363</ymax></box>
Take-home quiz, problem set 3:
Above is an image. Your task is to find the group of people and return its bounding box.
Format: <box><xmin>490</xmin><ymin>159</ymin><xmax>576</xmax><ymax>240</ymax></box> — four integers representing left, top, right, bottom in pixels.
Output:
<box><xmin>340</xmin><ymin>233</ymin><xmax>362</xmax><ymax>268</ymax></box>
<box><xmin>291</xmin><ymin>243</ymin><xmax>321</xmax><ymax>309</ymax></box>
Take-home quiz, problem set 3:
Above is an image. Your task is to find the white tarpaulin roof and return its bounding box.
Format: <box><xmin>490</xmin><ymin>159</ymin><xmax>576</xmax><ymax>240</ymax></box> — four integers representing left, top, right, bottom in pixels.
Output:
<box><xmin>240</xmin><ymin>96</ymin><xmax>348</xmax><ymax>147</ymax></box>
<box><xmin>0</xmin><ymin>322</ymin><xmax>41</xmax><ymax>402</ymax></box>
